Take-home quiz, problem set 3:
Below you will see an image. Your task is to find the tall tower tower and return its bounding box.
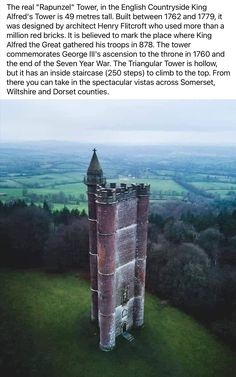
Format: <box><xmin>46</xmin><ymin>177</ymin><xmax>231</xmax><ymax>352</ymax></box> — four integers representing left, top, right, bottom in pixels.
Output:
<box><xmin>85</xmin><ymin>150</ymin><xmax>150</xmax><ymax>351</ymax></box>
<box><xmin>85</xmin><ymin>149</ymin><xmax>106</xmax><ymax>321</ymax></box>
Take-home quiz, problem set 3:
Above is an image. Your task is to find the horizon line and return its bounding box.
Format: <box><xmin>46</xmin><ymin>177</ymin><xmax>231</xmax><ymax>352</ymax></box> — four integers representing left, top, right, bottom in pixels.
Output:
<box><xmin>1</xmin><ymin>140</ymin><xmax>236</xmax><ymax>148</ymax></box>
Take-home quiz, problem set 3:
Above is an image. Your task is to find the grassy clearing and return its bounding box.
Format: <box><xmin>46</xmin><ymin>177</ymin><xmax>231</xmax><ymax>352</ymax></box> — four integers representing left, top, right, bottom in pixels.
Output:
<box><xmin>0</xmin><ymin>271</ymin><xmax>234</xmax><ymax>377</ymax></box>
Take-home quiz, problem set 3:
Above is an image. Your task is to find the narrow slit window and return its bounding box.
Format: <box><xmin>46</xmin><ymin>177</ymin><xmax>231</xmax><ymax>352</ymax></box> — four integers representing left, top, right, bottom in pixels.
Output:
<box><xmin>121</xmin><ymin>286</ymin><xmax>129</xmax><ymax>305</ymax></box>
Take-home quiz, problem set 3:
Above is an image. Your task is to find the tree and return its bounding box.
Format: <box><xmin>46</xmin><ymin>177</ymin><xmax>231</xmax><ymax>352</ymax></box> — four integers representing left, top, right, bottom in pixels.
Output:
<box><xmin>159</xmin><ymin>243</ymin><xmax>210</xmax><ymax>309</ymax></box>
<box><xmin>220</xmin><ymin>235</ymin><xmax>236</xmax><ymax>266</ymax></box>
<box><xmin>0</xmin><ymin>218</ymin><xmax>11</xmax><ymax>266</ymax></box>
<box><xmin>164</xmin><ymin>220</ymin><xmax>196</xmax><ymax>244</ymax></box>
<box><xmin>44</xmin><ymin>218</ymin><xmax>89</xmax><ymax>272</ymax></box>
<box><xmin>7</xmin><ymin>206</ymin><xmax>52</xmax><ymax>267</ymax></box>
<box><xmin>43</xmin><ymin>200</ymin><xmax>52</xmax><ymax>214</ymax></box>
<box><xmin>197</xmin><ymin>227</ymin><xmax>223</xmax><ymax>266</ymax></box>
<box><xmin>53</xmin><ymin>206</ymin><xmax>71</xmax><ymax>225</ymax></box>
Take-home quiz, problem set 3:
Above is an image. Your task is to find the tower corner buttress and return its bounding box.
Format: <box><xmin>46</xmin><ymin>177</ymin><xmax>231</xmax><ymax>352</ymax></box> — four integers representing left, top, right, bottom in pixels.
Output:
<box><xmin>85</xmin><ymin>149</ymin><xmax>106</xmax><ymax>322</ymax></box>
<box><xmin>96</xmin><ymin>187</ymin><xmax>118</xmax><ymax>351</ymax></box>
<box><xmin>134</xmin><ymin>184</ymin><xmax>150</xmax><ymax>328</ymax></box>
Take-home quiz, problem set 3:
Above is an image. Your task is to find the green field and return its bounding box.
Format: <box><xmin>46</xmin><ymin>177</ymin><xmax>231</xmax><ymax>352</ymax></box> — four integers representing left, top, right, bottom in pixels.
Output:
<box><xmin>21</xmin><ymin>182</ymin><xmax>86</xmax><ymax>197</ymax></box>
<box><xmin>0</xmin><ymin>182</ymin><xmax>87</xmax><ymax>211</ymax></box>
<box><xmin>0</xmin><ymin>173</ymin><xmax>84</xmax><ymax>188</ymax></box>
<box><xmin>0</xmin><ymin>175</ymin><xmax>187</xmax><ymax>208</ymax></box>
<box><xmin>115</xmin><ymin>177</ymin><xmax>186</xmax><ymax>193</ymax></box>
<box><xmin>1</xmin><ymin>168</ymin><xmax>236</xmax><ymax>208</ymax></box>
<box><xmin>192</xmin><ymin>181</ymin><xmax>236</xmax><ymax>191</ymax></box>
<box><xmin>0</xmin><ymin>188</ymin><xmax>23</xmax><ymax>199</ymax></box>
<box><xmin>0</xmin><ymin>271</ymin><xmax>234</xmax><ymax>377</ymax></box>
<box><xmin>187</xmin><ymin>181</ymin><xmax>236</xmax><ymax>198</ymax></box>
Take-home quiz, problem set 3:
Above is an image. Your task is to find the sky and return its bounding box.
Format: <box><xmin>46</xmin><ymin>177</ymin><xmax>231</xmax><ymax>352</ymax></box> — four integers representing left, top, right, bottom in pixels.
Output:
<box><xmin>0</xmin><ymin>100</ymin><xmax>236</xmax><ymax>145</ymax></box>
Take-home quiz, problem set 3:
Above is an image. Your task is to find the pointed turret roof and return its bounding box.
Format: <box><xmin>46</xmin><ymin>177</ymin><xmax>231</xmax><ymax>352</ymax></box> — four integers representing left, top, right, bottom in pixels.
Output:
<box><xmin>87</xmin><ymin>149</ymin><xmax>103</xmax><ymax>175</ymax></box>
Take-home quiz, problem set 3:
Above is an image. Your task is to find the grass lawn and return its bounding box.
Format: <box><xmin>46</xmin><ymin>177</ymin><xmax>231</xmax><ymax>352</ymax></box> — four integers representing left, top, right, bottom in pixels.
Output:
<box><xmin>0</xmin><ymin>271</ymin><xmax>234</xmax><ymax>377</ymax></box>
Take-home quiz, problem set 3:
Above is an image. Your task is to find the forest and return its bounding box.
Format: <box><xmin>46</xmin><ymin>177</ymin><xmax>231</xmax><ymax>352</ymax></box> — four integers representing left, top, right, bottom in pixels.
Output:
<box><xmin>0</xmin><ymin>197</ymin><xmax>235</xmax><ymax>349</ymax></box>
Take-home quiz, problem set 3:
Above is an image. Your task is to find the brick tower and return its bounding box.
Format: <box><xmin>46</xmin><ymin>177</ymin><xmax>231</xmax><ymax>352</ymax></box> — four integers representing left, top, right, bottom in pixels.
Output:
<box><xmin>85</xmin><ymin>149</ymin><xmax>106</xmax><ymax>321</ymax></box>
<box><xmin>85</xmin><ymin>150</ymin><xmax>150</xmax><ymax>351</ymax></box>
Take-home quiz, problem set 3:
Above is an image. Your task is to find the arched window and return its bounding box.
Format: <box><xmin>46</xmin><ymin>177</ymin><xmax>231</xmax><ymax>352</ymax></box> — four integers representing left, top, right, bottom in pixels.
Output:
<box><xmin>122</xmin><ymin>308</ymin><xmax>128</xmax><ymax>318</ymax></box>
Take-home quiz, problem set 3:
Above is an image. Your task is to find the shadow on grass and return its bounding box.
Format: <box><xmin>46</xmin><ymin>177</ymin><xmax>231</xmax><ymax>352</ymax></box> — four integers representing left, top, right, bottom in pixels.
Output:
<box><xmin>0</xmin><ymin>303</ymin><xmax>54</xmax><ymax>377</ymax></box>
<box><xmin>0</xmin><ymin>271</ymin><xmax>235</xmax><ymax>377</ymax></box>
<box><xmin>73</xmin><ymin>312</ymin><xmax>185</xmax><ymax>377</ymax></box>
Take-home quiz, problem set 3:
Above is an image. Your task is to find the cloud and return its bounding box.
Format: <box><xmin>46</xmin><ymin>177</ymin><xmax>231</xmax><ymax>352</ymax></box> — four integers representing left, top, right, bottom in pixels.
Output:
<box><xmin>1</xmin><ymin>100</ymin><xmax>236</xmax><ymax>145</ymax></box>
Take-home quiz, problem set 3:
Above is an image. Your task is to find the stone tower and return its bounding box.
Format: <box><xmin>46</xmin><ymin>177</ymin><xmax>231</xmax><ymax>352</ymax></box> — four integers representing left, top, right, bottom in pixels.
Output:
<box><xmin>85</xmin><ymin>150</ymin><xmax>150</xmax><ymax>351</ymax></box>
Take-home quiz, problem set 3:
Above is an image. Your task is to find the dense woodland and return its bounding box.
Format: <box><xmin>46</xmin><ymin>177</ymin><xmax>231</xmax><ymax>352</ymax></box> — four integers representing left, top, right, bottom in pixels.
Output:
<box><xmin>0</xmin><ymin>201</ymin><xmax>89</xmax><ymax>271</ymax></box>
<box><xmin>0</xmin><ymin>198</ymin><xmax>236</xmax><ymax>348</ymax></box>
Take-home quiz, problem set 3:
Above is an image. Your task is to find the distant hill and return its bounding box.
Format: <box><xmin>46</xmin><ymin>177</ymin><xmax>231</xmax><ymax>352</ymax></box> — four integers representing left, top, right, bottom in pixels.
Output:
<box><xmin>0</xmin><ymin>271</ymin><xmax>234</xmax><ymax>377</ymax></box>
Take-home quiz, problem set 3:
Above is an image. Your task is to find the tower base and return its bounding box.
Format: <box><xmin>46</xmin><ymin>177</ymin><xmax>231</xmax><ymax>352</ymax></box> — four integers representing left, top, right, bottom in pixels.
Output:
<box><xmin>99</xmin><ymin>343</ymin><xmax>115</xmax><ymax>352</ymax></box>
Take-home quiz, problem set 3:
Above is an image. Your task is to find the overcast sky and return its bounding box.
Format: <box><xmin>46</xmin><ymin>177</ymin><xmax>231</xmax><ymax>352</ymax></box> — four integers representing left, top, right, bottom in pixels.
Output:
<box><xmin>0</xmin><ymin>100</ymin><xmax>236</xmax><ymax>145</ymax></box>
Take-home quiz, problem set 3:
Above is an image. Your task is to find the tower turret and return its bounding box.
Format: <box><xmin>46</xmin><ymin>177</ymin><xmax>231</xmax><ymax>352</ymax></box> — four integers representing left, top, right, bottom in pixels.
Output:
<box><xmin>85</xmin><ymin>149</ymin><xmax>106</xmax><ymax>322</ymax></box>
<box><xmin>86</xmin><ymin>149</ymin><xmax>105</xmax><ymax>186</ymax></box>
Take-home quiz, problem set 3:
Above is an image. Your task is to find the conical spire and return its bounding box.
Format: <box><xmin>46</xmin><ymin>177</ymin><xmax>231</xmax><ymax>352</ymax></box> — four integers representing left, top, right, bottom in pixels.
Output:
<box><xmin>85</xmin><ymin>149</ymin><xmax>106</xmax><ymax>186</ymax></box>
<box><xmin>87</xmin><ymin>148</ymin><xmax>103</xmax><ymax>175</ymax></box>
